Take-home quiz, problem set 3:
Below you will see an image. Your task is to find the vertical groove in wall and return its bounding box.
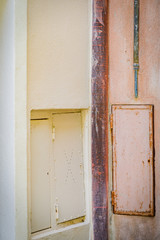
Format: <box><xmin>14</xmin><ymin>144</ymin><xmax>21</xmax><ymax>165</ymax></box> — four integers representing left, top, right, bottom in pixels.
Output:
<box><xmin>92</xmin><ymin>0</ymin><xmax>108</xmax><ymax>239</ymax></box>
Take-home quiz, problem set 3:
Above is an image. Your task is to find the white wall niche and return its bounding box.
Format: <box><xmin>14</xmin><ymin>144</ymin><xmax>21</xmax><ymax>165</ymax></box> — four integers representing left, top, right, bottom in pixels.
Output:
<box><xmin>28</xmin><ymin>109</ymin><xmax>91</xmax><ymax>240</ymax></box>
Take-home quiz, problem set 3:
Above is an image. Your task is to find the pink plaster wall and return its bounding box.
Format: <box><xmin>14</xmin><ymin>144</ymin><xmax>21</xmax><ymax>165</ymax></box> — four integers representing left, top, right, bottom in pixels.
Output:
<box><xmin>109</xmin><ymin>0</ymin><xmax>160</xmax><ymax>239</ymax></box>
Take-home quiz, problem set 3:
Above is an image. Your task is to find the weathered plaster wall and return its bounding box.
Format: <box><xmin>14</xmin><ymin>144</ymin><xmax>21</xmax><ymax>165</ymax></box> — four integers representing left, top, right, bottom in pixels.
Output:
<box><xmin>109</xmin><ymin>0</ymin><xmax>160</xmax><ymax>239</ymax></box>
<box><xmin>28</xmin><ymin>0</ymin><xmax>90</xmax><ymax>109</ymax></box>
<box><xmin>0</xmin><ymin>1</ymin><xmax>15</xmax><ymax>239</ymax></box>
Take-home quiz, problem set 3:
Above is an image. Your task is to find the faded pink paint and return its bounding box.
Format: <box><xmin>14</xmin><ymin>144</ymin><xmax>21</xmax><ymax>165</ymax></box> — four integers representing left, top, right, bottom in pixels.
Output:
<box><xmin>112</xmin><ymin>105</ymin><xmax>154</xmax><ymax>216</ymax></box>
<box><xmin>109</xmin><ymin>0</ymin><xmax>160</xmax><ymax>239</ymax></box>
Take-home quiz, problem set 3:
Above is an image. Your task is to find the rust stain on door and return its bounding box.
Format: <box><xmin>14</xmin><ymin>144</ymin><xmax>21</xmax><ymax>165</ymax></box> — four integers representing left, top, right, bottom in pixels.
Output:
<box><xmin>112</xmin><ymin>105</ymin><xmax>154</xmax><ymax>216</ymax></box>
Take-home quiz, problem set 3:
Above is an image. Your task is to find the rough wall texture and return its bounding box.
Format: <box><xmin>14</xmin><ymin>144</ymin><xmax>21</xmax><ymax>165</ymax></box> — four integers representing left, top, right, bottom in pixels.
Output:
<box><xmin>109</xmin><ymin>0</ymin><xmax>160</xmax><ymax>239</ymax></box>
<box><xmin>92</xmin><ymin>0</ymin><xmax>108</xmax><ymax>239</ymax></box>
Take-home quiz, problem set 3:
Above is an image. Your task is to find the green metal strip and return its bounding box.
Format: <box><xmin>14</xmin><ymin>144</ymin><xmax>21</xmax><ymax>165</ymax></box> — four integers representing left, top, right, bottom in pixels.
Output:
<box><xmin>134</xmin><ymin>0</ymin><xmax>139</xmax><ymax>98</ymax></box>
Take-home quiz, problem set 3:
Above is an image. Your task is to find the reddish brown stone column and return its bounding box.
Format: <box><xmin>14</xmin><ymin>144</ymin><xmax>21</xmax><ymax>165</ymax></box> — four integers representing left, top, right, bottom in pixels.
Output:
<box><xmin>92</xmin><ymin>0</ymin><xmax>108</xmax><ymax>239</ymax></box>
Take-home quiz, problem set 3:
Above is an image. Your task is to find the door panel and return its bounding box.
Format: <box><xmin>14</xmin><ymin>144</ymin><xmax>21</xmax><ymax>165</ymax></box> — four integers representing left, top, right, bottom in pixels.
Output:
<box><xmin>53</xmin><ymin>113</ymin><xmax>85</xmax><ymax>223</ymax></box>
<box><xmin>31</xmin><ymin>119</ymin><xmax>51</xmax><ymax>233</ymax></box>
<box><xmin>112</xmin><ymin>105</ymin><xmax>154</xmax><ymax>216</ymax></box>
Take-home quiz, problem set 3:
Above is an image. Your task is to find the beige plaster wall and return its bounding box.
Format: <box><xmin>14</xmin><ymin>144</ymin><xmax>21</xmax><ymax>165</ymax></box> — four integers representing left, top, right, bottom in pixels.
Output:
<box><xmin>28</xmin><ymin>0</ymin><xmax>90</xmax><ymax>110</ymax></box>
<box><xmin>109</xmin><ymin>0</ymin><xmax>160</xmax><ymax>239</ymax></box>
<box><xmin>0</xmin><ymin>1</ymin><xmax>90</xmax><ymax>240</ymax></box>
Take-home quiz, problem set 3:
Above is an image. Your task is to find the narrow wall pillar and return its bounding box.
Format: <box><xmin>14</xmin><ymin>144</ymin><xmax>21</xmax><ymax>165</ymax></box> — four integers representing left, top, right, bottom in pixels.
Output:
<box><xmin>92</xmin><ymin>0</ymin><xmax>108</xmax><ymax>239</ymax></box>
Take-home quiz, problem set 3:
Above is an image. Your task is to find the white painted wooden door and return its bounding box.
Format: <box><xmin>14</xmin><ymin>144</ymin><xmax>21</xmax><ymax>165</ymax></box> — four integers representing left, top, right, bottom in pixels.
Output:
<box><xmin>31</xmin><ymin>119</ymin><xmax>51</xmax><ymax>233</ymax></box>
<box><xmin>53</xmin><ymin>113</ymin><xmax>85</xmax><ymax>223</ymax></box>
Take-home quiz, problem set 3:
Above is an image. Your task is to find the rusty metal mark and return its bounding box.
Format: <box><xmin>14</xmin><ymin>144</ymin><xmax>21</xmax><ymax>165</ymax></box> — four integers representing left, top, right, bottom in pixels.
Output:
<box><xmin>93</xmin><ymin>0</ymin><xmax>106</xmax><ymax>26</ymax></box>
<box><xmin>140</xmin><ymin>201</ymin><xmax>143</xmax><ymax>209</ymax></box>
<box><xmin>92</xmin><ymin>0</ymin><xmax>108</xmax><ymax>239</ymax></box>
<box><xmin>110</xmin><ymin>114</ymin><xmax>113</xmax><ymax>129</ymax></box>
<box><xmin>111</xmin><ymin>191</ymin><xmax>117</xmax><ymax>208</ymax></box>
